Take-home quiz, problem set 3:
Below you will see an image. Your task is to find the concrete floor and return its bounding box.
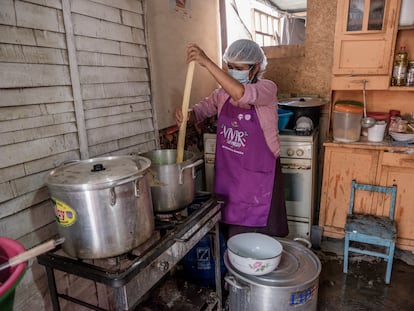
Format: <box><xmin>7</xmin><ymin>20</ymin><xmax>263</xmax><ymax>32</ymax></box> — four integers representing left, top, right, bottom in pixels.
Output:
<box><xmin>137</xmin><ymin>238</ymin><xmax>414</xmax><ymax>311</ymax></box>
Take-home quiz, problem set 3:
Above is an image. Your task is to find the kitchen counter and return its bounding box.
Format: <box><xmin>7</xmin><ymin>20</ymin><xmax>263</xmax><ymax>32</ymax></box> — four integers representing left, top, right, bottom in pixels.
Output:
<box><xmin>324</xmin><ymin>135</ymin><xmax>414</xmax><ymax>153</ymax></box>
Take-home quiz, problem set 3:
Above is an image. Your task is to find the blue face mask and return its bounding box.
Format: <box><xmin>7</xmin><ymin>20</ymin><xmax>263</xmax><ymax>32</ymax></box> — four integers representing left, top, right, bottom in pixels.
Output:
<box><xmin>228</xmin><ymin>69</ymin><xmax>251</xmax><ymax>84</ymax></box>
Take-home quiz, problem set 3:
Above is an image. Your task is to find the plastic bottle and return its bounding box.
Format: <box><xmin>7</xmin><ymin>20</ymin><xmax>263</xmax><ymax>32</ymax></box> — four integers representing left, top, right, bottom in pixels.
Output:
<box><xmin>391</xmin><ymin>46</ymin><xmax>409</xmax><ymax>86</ymax></box>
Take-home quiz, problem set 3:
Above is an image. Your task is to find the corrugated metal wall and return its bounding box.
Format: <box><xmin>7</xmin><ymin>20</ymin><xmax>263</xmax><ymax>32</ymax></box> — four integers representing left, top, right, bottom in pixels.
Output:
<box><xmin>0</xmin><ymin>0</ymin><xmax>157</xmax><ymax>309</ymax></box>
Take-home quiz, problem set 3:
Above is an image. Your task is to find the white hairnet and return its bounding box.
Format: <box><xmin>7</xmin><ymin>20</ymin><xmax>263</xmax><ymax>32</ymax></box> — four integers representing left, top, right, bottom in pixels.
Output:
<box><xmin>222</xmin><ymin>39</ymin><xmax>268</xmax><ymax>72</ymax></box>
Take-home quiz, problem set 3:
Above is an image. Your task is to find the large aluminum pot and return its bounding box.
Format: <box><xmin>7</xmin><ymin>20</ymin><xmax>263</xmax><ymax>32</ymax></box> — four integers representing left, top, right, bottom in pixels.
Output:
<box><xmin>141</xmin><ymin>149</ymin><xmax>203</xmax><ymax>213</ymax></box>
<box><xmin>224</xmin><ymin>238</ymin><xmax>321</xmax><ymax>311</ymax></box>
<box><xmin>44</xmin><ymin>156</ymin><xmax>154</xmax><ymax>259</ymax></box>
<box><xmin>278</xmin><ymin>97</ymin><xmax>327</xmax><ymax>129</ymax></box>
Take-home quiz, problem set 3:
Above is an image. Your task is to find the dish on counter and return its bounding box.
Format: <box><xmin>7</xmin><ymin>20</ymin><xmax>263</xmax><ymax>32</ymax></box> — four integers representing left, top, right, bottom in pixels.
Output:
<box><xmin>389</xmin><ymin>132</ymin><xmax>414</xmax><ymax>142</ymax></box>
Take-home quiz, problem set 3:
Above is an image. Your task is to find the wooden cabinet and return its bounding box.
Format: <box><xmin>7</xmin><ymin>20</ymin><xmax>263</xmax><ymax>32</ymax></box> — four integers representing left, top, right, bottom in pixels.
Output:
<box><xmin>378</xmin><ymin>152</ymin><xmax>414</xmax><ymax>249</ymax></box>
<box><xmin>332</xmin><ymin>0</ymin><xmax>400</xmax><ymax>90</ymax></box>
<box><xmin>319</xmin><ymin>143</ymin><xmax>414</xmax><ymax>251</ymax></box>
<box><xmin>319</xmin><ymin>145</ymin><xmax>380</xmax><ymax>238</ymax></box>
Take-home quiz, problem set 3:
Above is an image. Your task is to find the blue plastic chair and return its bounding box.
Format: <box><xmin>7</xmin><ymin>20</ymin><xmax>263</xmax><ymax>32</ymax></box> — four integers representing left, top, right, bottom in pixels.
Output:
<box><xmin>343</xmin><ymin>180</ymin><xmax>397</xmax><ymax>284</ymax></box>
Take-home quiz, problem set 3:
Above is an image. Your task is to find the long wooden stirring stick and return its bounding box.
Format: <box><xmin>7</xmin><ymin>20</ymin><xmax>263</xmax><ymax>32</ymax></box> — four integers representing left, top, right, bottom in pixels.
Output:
<box><xmin>176</xmin><ymin>61</ymin><xmax>195</xmax><ymax>163</ymax></box>
<box><xmin>0</xmin><ymin>238</ymin><xmax>65</xmax><ymax>271</ymax></box>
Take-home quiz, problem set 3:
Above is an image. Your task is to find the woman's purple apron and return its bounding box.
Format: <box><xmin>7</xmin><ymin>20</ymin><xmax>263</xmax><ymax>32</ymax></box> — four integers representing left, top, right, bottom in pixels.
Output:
<box><xmin>214</xmin><ymin>99</ymin><xmax>276</xmax><ymax>227</ymax></box>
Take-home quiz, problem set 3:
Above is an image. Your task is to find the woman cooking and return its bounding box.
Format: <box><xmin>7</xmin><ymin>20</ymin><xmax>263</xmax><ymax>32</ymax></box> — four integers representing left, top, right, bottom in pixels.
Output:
<box><xmin>175</xmin><ymin>39</ymin><xmax>288</xmax><ymax>239</ymax></box>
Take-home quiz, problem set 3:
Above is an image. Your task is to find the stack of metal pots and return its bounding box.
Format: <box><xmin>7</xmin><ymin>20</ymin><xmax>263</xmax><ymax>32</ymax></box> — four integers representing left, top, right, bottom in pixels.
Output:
<box><xmin>224</xmin><ymin>238</ymin><xmax>321</xmax><ymax>311</ymax></box>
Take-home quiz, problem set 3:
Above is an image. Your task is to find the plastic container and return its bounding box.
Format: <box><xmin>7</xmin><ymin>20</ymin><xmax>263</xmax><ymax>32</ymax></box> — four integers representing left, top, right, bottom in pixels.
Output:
<box><xmin>362</xmin><ymin>111</ymin><xmax>389</xmax><ymax>136</ymax></box>
<box><xmin>182</xmin><ymin>233</ymin><xmax>226</xmax><ymax>287</ymax></box>
<box><xmin>333</xmin><ymin>103</ymin><xmax>363</xmax><ymax>142</ymax></box>
<box><xmin>277</xmin><ymin>108</ymin><xmax>294</xmax><ymax>131</ymax></box>
<box><xmin>368</xmin><ymin>121</ymin><xmax>387</xmax><ymax>142</ymax></box>
<box><xmin>0</xmin><ymin>237</ymin><xmax>27</xmax><ymax>311</ymax></box>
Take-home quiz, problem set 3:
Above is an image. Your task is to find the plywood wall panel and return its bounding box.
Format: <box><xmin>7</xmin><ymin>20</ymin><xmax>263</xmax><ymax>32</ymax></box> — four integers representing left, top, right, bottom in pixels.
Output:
<box><xmin>23</xmin><ymin>0</ymin><xmax>62</xmax><ymax>9</ymax></box>
<box><xmin>34</xmin><ymin>29</ymin><xmax>67</xmax><ymax>48</ymax></box>
<box><xmin>0</xmin><ymin>123</ymin><xmax>77</xmax><ymax>146</ymax></box>
<box><xmin>85</xmin><ymin>102</ymin><xmax>150</xmax><ymax>119</ymax></box>
<box><xmin>0</xmin><ymin>182</ymin><xmax>14</xmax><ymax>203</ymax></box>
<box><xmin>79</xmin><ymin>66</ymin><xmax>148</xmax><ymax>83</ymax></box>
<box><xmin>15</xmin><ymin>1</ymin><xmax>65</xmax><ymax>32</ymax></box>
<box><xmin>0</xmin><ymin>0</ymin><xmax>17</xmax><ymax>26</ymax></box>
<box><xmin>0</xmin><ymin>0</ymin><xmax>156</xmax><ymax>308</ymax></box>
<box><xmin>75</xmin><ymin>35</ymin><xmax>121</xmax><ymax>54</ymax></box>
<box><xmin>72</xmin><ymin>14</ymin><xmax>135</xmax><ymax>42</ymax></box>
<box><xmin>92</xmin><ymin>0</ymin><xmax>142</xmax><ymax>13</ymax></box>
<box><xmin>23</xmin><ymin>150</ymin><xmax>80</xmax><ymax>175</ymax></box>
<box><xmin>44</xmin><ymin>101</ymin><xmax>74</xmax><ymax>114</ymax></box>
<box><xmin>12</xmin><ymin>171</ymin><xmax>49</xmax><ymax>197</ymax></box>
<box><xmin>0</xmin><ymin>44</ymin><xmax>68</xmax><ymax>64</ymax></box>
<box><xmin>131</xmin><ymin>27</ymin><xmax>145</xmax><ymax>44</ymax></box>
<box><xmin>122</xmin><ymin>10</ymin><xmax>144</xmax><ymax>28</ymax></box>
<box><xmin>0</xmin><ymin>63</ymin><xmax>71</xmax><ymax>88</ymax></box>
<box><xmin>0</xmin><ymin>165</ymin><xmax>25</xmax><ymax>184</ymax></box>
<box><xmin>0</xmin><ymin>86</ymin><xmax>73</xmax><ymax>106</ymax></box>
<box><xmin>120</xmin><ymin>42</ymin><xmax>147</xmax><ymax>57</ymax></box>
<box><xmin>77</xmin><ymin>51</ymin><xmax>147</xmax><ymax>67</ymax></box>
<box><xmin>81</xmin><ymin>81</ymin><xmax>150</xmax><ymax>99</ymax></box>
<box><xmin>111</xmin><ymin>140</ymin><xmax>157</xmax><ymax>156</ymax></box>
<box><xmin>83</xmin><ymin>95</ymin><xmax>150</xmax><ymax>109</ymax></box>
<box><xmin>0</xmin><ymin>105</ymin><xmax>43</xmax><ymax>121</ymax></box>
<box><xmin>1</xmin><ymin>135</ymin><xmax>78</xmax><ymax>169</ymax></box>
<box><xmin>71</xmin><ymin>0</ymin><xmax>121</xmax><ymax>23</ymax></box>
<box><xmin>0</xmin><ymin>201</ymin><xmax>55</xmax><ymax>239</ymax></box>
<box><xmin>0</xmin><ymin>188</ymin><xmax>50</xmax><ymax>218</ymax></box>
<box><xmin>0</xmin><ymin>25</ymin><xmax>37</xmax><ymax>45</ymax></box>
<box><xmin>87</xmin><ymin>119</ymin><xmax>153</xmax><ymax>145</ymax></box>
<box><xmin>85</xmin><ymin>110</ymin><xmax>152</xmax><ymax>129</ymax></box>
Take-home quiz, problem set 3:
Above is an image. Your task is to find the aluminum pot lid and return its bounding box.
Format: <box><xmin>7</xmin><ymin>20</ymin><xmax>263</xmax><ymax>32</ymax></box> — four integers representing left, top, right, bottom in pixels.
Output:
<box><xmin>224</xmin><ymin>238</ymin><xmax>321</xmax><ymax>287</ymax></box>
<box><xmin>278</xmin><ymin>97</ymin><xmax>327</xmax><ymax>108</ymax></box>
<box><xmin>45</xmin><ymin>155</ymin><xmax>151</xmax><ymax>190</ymax></box>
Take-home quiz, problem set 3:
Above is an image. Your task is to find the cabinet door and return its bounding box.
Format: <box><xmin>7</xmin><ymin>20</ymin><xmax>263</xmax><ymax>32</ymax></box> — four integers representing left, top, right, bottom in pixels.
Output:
<box><xmin>319</xmin><ymin>146</ymin><xmax>380</xmax><ymax>238</ymax></box>
<box><xmin>332</xmin><ymin>0</ymin><xmax>399</xmax><ymax>79</ymax></box>
<box><xmin>378</xmin><ymin>152</ymin><xmax>414</xmax><ymax>251</ymax></box>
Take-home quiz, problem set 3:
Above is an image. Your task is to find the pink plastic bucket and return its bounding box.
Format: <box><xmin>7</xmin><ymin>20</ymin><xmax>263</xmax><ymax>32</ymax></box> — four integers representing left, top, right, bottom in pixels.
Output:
<box><xmin>0</xmin><ymin>237</ymin><xmax>27</xmax><ymax>311</ymax></box>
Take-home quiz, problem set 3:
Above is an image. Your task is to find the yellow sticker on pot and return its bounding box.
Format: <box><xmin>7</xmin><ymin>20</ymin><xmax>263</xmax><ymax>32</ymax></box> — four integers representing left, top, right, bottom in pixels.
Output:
<box><xmin>51</xmin><ymin>197</ymin><xmax>77</xmax><ymax>227</ymax></box>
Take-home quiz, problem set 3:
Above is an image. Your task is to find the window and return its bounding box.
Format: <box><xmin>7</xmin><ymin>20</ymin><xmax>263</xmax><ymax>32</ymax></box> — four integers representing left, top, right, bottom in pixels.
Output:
<box><xmin>222</xmin><ymin>0</ymin><xmax>306</xmax><ymax>48</ymax></box>
<box><xmin>252</xmin><ymin>9</ymin><xmax>281</xmax><ymax>46</ymax></box>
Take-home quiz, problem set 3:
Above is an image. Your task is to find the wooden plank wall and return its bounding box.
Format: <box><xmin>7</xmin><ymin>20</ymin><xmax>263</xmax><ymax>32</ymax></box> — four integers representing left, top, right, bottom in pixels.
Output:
<box><xmin>0</xmin><ymin>0</ymin><xmax>157</xmax><ymax>309</ymax></box>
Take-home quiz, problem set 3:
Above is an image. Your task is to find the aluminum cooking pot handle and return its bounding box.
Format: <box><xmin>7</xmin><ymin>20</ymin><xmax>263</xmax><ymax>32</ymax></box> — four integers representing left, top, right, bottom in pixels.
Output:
<box><xmin>178</xmin><ymin>159</ymin><xmax>204</xmax><ymax>184</ymax></box>
<box><xmin>224</xmin><ymin>275</ymin><xmax>250</xmax><ymax>291</ymax></box>
<box><xmin>109</xmin><ymin>175</ymin><xmax>145</xmax><ymax>205</ymax></box>
<box><xmin>134</xmin><ymin>175</ymin><xmax>144</xmax><ymax>198</ymax></box>
<box><xmin>294</xmin><ymin>237</ymin><xmax>312</xmax><ymax>249</ymax></box>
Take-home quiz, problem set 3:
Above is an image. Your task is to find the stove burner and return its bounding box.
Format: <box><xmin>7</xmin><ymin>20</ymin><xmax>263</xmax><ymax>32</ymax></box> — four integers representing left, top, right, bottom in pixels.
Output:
<box><xmin>155</xmin><ymin>210</ymin><xmax>186</xmax><ymax>222</ymax></box>
<box><xmin>37</xmin><ymin>195</ymin><xmax>223</xmax><ymax>310</ymax></box>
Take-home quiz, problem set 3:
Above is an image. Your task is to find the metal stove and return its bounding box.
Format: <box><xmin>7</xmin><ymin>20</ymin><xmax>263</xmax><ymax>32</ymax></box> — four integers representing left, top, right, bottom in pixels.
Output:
<box><xmin>279</xmin><ymin>128</ymin><xmax>319</xmax><ymax>241</ymax></box>
<box><xmin>38</xmin><ymin>195</ymin><xmax>223</xmax><ymax>311</ymax></box>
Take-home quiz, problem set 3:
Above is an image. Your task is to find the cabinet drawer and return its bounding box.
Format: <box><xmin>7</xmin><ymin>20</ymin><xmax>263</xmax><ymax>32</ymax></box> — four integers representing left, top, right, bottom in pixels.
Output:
<box><xmin>382</xmin><ymin>152</ymin><xmax>414</xmax><ymax>168</ymax></box>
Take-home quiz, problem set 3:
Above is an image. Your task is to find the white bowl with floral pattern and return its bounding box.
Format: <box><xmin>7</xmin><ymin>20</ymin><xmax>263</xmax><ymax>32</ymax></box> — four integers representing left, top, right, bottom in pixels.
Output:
<box><xmin>227</xmin><ymin>233</ymin><xmax>283</xmax><ymax>276</ymax></box>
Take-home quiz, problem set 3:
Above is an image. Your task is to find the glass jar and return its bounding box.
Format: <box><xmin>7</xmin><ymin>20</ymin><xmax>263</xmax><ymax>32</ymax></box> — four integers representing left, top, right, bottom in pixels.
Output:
<box><xmin>391</xmin><ymin>46</ymin><xmax>409</xmax><ymax>86</ymax></box>
<box><xmin>407</xmin><ymin>60</ymin><xmax>414</xmax><ymax>86</ymax></box>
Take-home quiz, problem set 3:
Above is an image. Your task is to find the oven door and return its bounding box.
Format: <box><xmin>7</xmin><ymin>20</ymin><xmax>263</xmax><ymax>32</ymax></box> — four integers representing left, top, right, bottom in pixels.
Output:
<box><xmin>281</xmin><ymin>158</ymin><xmax>313</xmax><ymax>220</ymax></box>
